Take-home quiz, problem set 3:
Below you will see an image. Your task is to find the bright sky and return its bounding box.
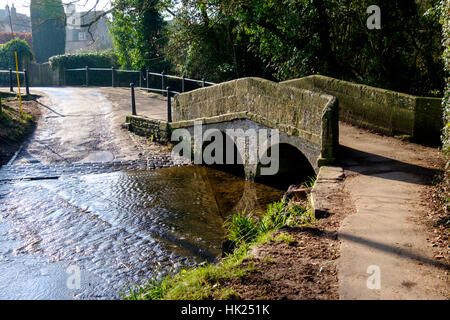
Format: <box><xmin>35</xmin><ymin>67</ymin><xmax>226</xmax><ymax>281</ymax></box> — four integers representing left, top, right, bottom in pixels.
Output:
<box><xmin>0</xmin><ymin>0</ymin><xmax>111</xmax><ymax>16</ymax></box>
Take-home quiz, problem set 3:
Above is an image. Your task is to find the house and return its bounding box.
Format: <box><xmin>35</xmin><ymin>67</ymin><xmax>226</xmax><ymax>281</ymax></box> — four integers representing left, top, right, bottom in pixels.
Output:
<box><xmin>0</xmin><ymin>4</ymin><xmax>31</xmax><ymax>33</ymax></box>
<box><xmin>65</xmin><ymin>4</ymin><xmax>113</xmax><ymax>53</ymax></box>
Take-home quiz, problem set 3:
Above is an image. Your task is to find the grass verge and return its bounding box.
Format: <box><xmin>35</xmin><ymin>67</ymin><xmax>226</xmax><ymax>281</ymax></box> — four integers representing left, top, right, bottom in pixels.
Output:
<box><xmin>0</xmin><ymin>93</ymin><xmax>39</xmax><ymax>165</ymax></box>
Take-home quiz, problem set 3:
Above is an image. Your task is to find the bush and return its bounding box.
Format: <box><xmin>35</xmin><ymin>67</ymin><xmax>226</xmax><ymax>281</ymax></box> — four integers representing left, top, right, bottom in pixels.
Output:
<box><xmin>0</xmin><ymin>38</ymin><xmax>33</xmax><ymax>69</ymax></box>
<box><xmin>0</xmin><ymin>38</ymin><xmax>33</xmax><ymax>86</ymax></box>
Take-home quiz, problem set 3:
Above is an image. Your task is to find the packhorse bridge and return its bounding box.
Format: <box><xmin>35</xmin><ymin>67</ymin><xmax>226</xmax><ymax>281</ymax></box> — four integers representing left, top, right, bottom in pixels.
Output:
<box><xmin>126</xmin><ymin>77</ymin><xmax>339</xmax><ymax>181</ymax></box>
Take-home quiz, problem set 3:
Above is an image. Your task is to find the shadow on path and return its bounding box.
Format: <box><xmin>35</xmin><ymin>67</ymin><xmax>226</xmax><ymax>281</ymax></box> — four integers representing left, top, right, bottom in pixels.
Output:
<box><xmin>289</xmin><ymin>226</ymin><xmax>450</xmax><ymax>271</ymax></box>
<box><xmin>337</xmin><ymin>145</ymin><xmax>440</xmax><ymax>185</ymax></box>
<box><xmin>36</xmin><ymin>101</ymin><xmax>66</xmax><ymax>118</ymax></box>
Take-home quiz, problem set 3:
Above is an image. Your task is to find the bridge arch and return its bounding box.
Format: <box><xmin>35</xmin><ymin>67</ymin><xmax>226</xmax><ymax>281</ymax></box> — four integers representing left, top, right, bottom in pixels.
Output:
<box><xmin>254</xmin><ymin>141</ymin><xmax>316</xmax><ymax>189</ymax></box>
<box><xmin>201</xmin><ymin>130</ymin><xmax>245</xmax><ymax>178</ymax></box>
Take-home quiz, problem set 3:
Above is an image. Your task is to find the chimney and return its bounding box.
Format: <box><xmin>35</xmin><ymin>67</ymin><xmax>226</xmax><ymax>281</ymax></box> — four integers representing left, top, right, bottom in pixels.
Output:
<box><xmin>11</xmin><ymin>4</ymin><xmax>16</xmax><ymax>17</ymax></box>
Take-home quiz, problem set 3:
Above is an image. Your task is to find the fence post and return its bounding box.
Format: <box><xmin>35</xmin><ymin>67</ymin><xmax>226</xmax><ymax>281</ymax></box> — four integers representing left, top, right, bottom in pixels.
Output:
<box><xmin>161</xmin><ymin>71</ymin><xmax>166</xmax><ymax>96</ymax></box>
<box><xmin>130</xmin><ymin>83</ymin><xmax>136</xmax><ymax>115</ymax></box>
<box><xmin>202</xmin><ymin>78</ymin><xmax>206</xmax><ymax>88</ymax></box>
<box><xmin>111</xmin><ymin>67</ymin><xmax>115</xmax><ymax>87</ymax></box>
<box><xmin>24</xmin><ymin>69</ymin><xmax>30</xmax><ymax>95</ymax></box>
<box><xmin>182</xmin><ymin>74</ymin><xmax>185</xmax><ymax>93</ymax></box>
<box><xmin>146</xmin><ymin>69</ymin><xmax>149</xmax><ymax>89</ymax></box>
<box><xmin>85</xmin><ymin>66</ymin><xmax>89</xmax><ymax>87</ymax></box>
<box><xmin>167</xmin><ymin>86</ymin><xmax>172</xmax><ymax>123</ymax></box>
<box><xmin>139</xmin><ymin>70</ymin><xmax>142</xmax><ymax>88</ymax></box>
<box><xmin>9</xmin><ymin>68</ymin><xmax>13</xmax><ymax>92</ymax></box>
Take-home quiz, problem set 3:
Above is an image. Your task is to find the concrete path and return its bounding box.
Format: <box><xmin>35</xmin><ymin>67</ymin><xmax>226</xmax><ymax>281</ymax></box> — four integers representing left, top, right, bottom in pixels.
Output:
<box><xmin>337</xmin><ymin>123</ymin><xmax>449</xmax><ymax>299</ymax></box>
<box><xmin>8</xmin><ymin>87</ymin><xmax>168</xmax><ymax>165</ymax></box>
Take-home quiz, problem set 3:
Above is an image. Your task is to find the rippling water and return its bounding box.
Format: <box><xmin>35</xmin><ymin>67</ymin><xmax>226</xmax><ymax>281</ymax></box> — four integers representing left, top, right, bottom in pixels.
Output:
<box><xmin>0</xmin><ymin>165</ymin><xmax>285</xmax><ymax>298</ymax></box>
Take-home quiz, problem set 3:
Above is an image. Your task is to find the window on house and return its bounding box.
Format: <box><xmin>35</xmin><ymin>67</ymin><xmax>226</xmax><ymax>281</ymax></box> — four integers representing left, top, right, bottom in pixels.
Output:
<box><xmin>78</xmin><ymin>32</ymin><xmax>87</xmax><ymax>41</ymax></box>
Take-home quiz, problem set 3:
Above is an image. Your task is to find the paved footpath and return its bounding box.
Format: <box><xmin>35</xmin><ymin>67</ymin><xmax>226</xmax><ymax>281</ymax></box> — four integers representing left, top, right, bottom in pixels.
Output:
<box><xmin>337</xmin><ymin>123</ymin><xmax>449</xmax><ymax>299</ymax></box>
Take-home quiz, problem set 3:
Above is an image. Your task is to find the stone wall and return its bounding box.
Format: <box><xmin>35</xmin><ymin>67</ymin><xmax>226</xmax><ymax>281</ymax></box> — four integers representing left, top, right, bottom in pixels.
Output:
<box><xmin>125</xmin><ymin>115</ymin><xmax>170</xmax><ymax>143</ymax></box>
<box><xmin>282</xmin><ymin>75</ymin><xmax>443</xmax><ymax>145</ymax></box>
<box><xmin>174</xmin><ymin>77</ymin><xmax>339</xmax><ymax>164</ymax></box>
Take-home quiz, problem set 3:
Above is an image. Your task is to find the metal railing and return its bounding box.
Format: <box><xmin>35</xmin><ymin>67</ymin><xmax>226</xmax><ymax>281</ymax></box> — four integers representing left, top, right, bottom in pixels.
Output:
<box><xmin>0</xmin><ymin>68</ymin><xmax>30</xmax><ymax>95</ymax></box>
<box><xmin>130</xmin><ymin>84</ymin><xmax>180</xmax><ymax>122</ymax></box>
<box><xmin>65</xmin><ymin>66</ymin><xmax>216</xmax><ymax>122</ymax></box>
<box><xmin>65</xmin><ymin>66</ymin><xmax>215</xmax><ymax>92</ymax></box>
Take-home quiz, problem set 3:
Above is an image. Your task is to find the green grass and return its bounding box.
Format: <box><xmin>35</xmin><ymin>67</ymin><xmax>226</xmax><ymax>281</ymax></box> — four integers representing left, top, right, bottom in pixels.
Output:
<box><xmin>273</xmin><ymin>233</ymin><xmax>295</xmax><ymax>245</ymax></box>
<box><xmin>123</xmin><ymin>244</ymin><xmax>253</xmax><ymax>300</ymax></box>
<box><xmin>224</xmin><ymin>211</ymin><xmax>260</xmax><ymax>244</ymax></box>
<box><xmin>302</xmin><ymin>175</ymin><xmax>317</xmax><ymax>189</ymax></box>
<box><xmin>0</xmin><ymin>102</ymin><xmax>33</xmax><ymax>143</ymax></box>
<box><xmin>124</xmin><ymin>189</ymin><xmax>317</xmax><ymax>300</ymax></box>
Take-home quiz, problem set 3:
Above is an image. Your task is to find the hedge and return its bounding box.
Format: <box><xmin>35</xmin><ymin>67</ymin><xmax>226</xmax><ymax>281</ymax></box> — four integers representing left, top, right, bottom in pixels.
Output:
<box><xmin>49</xmin><ymin>51</ymin><xmax>118</xmax><ymax>69</ymax></box>
<box><xmin>49</xmin><ymin>51</ymin><xmax>123</xmax><ymax>86</ymax></box>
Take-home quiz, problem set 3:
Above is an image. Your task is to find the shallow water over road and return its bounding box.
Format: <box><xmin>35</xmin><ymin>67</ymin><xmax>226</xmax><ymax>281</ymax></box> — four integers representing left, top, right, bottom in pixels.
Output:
<box><xmin>0</xmin><ymin>164</ymin><xmax>284</xmax><ymax>299</ymax></box>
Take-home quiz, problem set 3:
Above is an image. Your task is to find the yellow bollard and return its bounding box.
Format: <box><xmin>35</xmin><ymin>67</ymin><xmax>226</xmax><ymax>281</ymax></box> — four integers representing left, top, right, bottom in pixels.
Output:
<box><xmin>14</xmin><ymin>51</ymin><xmax>23</xmax><ymax>118</ymax></box>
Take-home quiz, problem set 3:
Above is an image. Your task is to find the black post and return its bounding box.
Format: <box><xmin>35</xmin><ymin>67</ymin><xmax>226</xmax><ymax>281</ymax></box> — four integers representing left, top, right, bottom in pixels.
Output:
<box><xmin>131</xmin><ymin>83</ymin><xmax>136</xmax><ymax>115</ymax></box>
<box><xmin>24</xmin><ymin>69</ymin><xmax>30</xmax><ymax>95</ymax></box>
<box><xmin>139</xmin><ymin>70</ymin><xmax>142</xmax><ymax>88</ymax></box>
<box><xmin>85</xmin><ymin>66</ymin><xmax>89</xmax><ymax>87</ymax></box>
<box><xmin>146</xmin><ymin>69</ymin><xmax>149</xmax><ymax>89</ymax></box>
<box><xmin>202</xmin><ymin>78</ymin><xmax>206</xmax><ymax>88</ymax></box>
<box><xmin>182</xmin><ymin>74</ymin><xmax>185</xmax><ymax>93</ymax></box>
<box><xmin>9</xmin><ymin>68</ymin><xmax>13</xmax><ymax>92</ymax></box>
<box><xmin>111</xmin><ymin>67</ymin><xmax>115</xmax><ymax>87</ymax></box>
<box><xmin>167</xmin><ymin>86</ymin><xmax>172</xmax><ymax>123</ymax></box>
<box><xmin>161</xmin><ymin>71</ymin><xmax>166</xmax><ymax>96</ymax></box>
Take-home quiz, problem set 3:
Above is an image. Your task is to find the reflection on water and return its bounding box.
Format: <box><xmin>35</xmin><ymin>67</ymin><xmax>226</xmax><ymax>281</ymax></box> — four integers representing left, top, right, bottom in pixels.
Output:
<box><xmin>109</xmin><ymin>165</ymin><xmax>286</xmax><ymax>259</ymax></box>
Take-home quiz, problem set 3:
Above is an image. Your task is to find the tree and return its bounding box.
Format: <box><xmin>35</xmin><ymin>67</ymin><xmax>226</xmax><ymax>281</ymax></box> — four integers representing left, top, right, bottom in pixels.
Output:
<box><xmin>109</xmin><ymin>0</ymin><xmax>169</xmax><ymax>71</ymax></box>
<box><xmin>218</xmin><ymin>0</ymin><xmax>443</xmax><ymax>95</ymax></box>
<box><xmin>30</xmin><ymin>0</ymin><xmax>66</xmax><ymax>62</ymax></box>
<box><xmin>165</xmin><ymin>0</ymin><xmax>269</xmax><ymax>82</ymax></box>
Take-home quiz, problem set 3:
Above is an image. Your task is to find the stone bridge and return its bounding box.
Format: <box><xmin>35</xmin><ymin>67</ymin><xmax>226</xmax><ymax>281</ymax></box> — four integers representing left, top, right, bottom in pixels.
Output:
<box><xmin>127</xmin><ymin>77</ymin><xmax>339</xmax><ymax>181</ymax></box>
